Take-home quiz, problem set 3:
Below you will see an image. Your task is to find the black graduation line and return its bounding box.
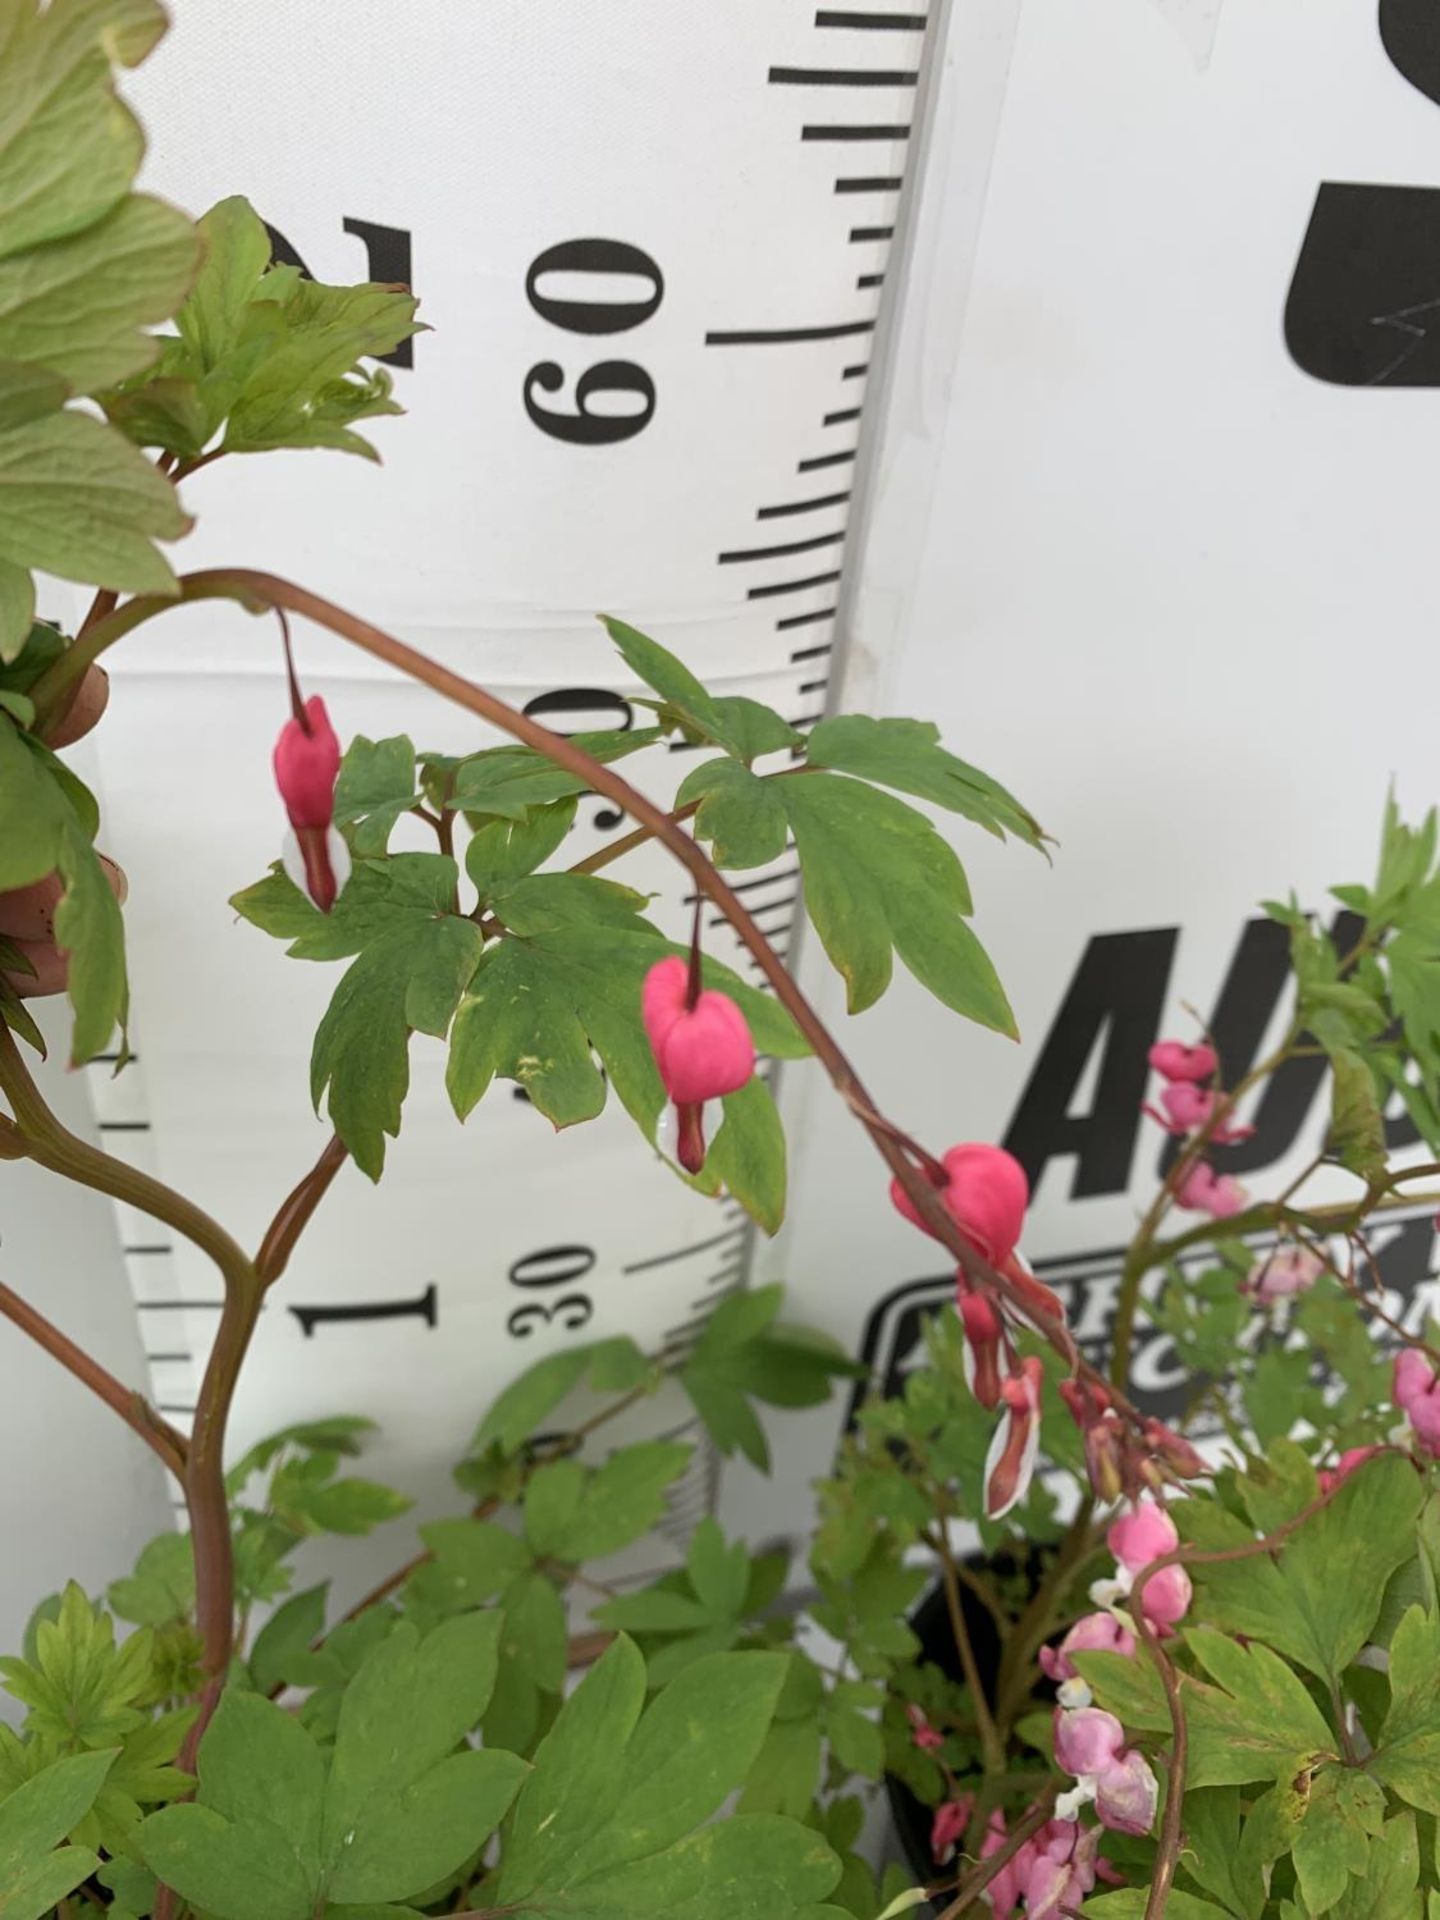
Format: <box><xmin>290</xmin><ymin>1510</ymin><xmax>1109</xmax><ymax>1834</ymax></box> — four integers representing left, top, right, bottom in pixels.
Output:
<box><xmin>776</xmin><ymin>606</ymin><xmax>837</xmax><ymax>630</ymax></box>
<box><xmin>746</xmin><ymin>568</ymin><xmax>843</xmax><ymax>600</ymax></box>
<box><xmin>756</xmin><ymin>489</ymin><xmax>851</xmax><ymax>519</ymax></box>
<box><xmin>718</xmin><ymin>529</ymin><xmax>846</xmax><ymax>563</ymax></box>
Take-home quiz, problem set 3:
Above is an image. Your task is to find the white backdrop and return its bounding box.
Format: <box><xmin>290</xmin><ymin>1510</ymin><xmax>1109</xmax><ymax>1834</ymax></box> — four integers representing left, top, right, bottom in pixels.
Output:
<box><xmin>729</xmin><ymin>0</ymin><xmax>1440</xmax><ymax>1536</ymax></box>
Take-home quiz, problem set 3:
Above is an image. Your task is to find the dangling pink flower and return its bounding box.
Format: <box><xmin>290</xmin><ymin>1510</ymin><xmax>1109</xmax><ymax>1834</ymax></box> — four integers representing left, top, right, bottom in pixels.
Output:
<box><xmin>274</xmin><ymin>693</ymin><xmax>349</xmax><ymax>911</ymax></box>
<box><xmin>1318</xmin><ymin>1445</ymin><xmax>1379</xmax><ymax>1495</ymax></box>
<box><xmin>1244</xmin><ymin>1246</ymin><xmax>1324</xmax><ymax>1302</ymax></box>
<box><xmin>642</xmin><ymin>955</ymin><xmax>755</xmax><ymax>1173</ymax></box>
<box><xmin>906</xmin><ymin>1702</ymin><xmax>945</xmax><ymax>1753</ymax></box>
<box><xmin>1136</xmin><ymin>1563</ymin><xmax>1192</xmax><ymax>1632</ymax></box>
<box><xmin>1157</xmin><ymin>1080</ymin><xmax>1214</xmax><ymax>1133</ymax></box>
<box><xmin>1108</xmin><ymin>1498</ymin><xmax>1178</xmax><ymax>1572</ymax></box>
<box><xmin>1148</xmin><ymin>1040</ymin><xmax>1218</xmax><ymax>1083</ymax></box>
<box><xmin>1054</xmin><ymin>1707</ymin><xmax>1126</xmax><ymax>1778</ymax></box>
<box><xmin>1023</xmin><ymin>1822</ymin><xmax>1101</xmax><ymax>1920</ymax></box>
<box><xmin>979</xmin><ymin>1809</ymin><xmax>1024</xmax><ymax>1917</ymax></box>
<box><xmin>983</xmin><ymin>1357</ymin><xmax>1044</xmax><ymax>1519</ymax></box>
<box><xmin>1175</xmin><ymin>1162</ymin><xmax>1248</xmax><ymax>1219</ymax></box>
<box><xmin>1039</xmin><ymin>1611</ymin><xmax>1137</xmax><ymax>1684</ymax></box>
<box><xmin>930</xmin><ymin>1793</ymin><xmax>975</xmax><ymax>1863</ymax></box>
<box><xmin>1094</xmin><ymin>1749</ymin><xmax>1160</xmax><ymax>1836</ymax></box>
<box><xmin>1394</xmin><ymin>1349</ymin><xmax>1440</xmax><ymax>1456</ymax></box>
<box><xmin>957</xmin><ymin>1286</ymin><xmax>1005</xmax><ymax>1410</ymax></box>
<box><xmin>889</xmin><ymin>1143</ymin><xmax>1029</xmax><ymax>1267</ymax></box>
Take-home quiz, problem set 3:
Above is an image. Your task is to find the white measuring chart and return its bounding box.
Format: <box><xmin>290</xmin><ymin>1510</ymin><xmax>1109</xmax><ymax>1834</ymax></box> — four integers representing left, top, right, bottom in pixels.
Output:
<box><xmin>74</xmin><ymin>2</ymin><xmax>939</xmax><ymax>1519</ymax></box>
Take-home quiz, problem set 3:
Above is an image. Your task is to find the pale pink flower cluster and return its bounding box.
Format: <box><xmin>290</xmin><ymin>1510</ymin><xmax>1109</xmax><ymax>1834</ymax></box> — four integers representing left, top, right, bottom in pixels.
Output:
<box><xmin>1144</xmin><ymin>1039</ymin><xmax>1251</xmax><ymax>1218</ymax></box>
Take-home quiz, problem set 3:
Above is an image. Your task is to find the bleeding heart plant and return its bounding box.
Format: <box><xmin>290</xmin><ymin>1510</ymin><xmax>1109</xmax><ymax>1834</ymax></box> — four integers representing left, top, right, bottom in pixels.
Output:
<box><xmin>4</xmin><ymin>16</ymin><xmax>1440</xmax><ymax>1920</ymax></box>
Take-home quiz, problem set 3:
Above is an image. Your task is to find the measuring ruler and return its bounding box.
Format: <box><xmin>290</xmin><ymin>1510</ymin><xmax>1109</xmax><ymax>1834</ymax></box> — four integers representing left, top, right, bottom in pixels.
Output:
<box><xmin>74</xmin><ymin>1</ymin><xmax>942</xmax><ymax>1534</ymax></box>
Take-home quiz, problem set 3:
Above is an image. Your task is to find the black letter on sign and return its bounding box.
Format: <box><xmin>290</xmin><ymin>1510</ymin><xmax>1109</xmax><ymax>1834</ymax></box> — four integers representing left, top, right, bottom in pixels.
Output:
<box><xmin>289</xmin><ymin>1282</ymin><xmax>437</xmax><ymax>1338</ymax></box>
<box><xmin>342</xmin><ymin>218</ymin><xmax>415</xmax><ymax>368</ymax></box>
<box><xmin>1285</xmin><ymin>184</ymin><xmax>1440</xmax><ymax>387</ymax></box>
<box><xmin>1380</xmin><ymin>0</ymin><xmax>1440</xmax><ymax>108</ymax></box>
<box><xmin>1002</xmin><ymin>928</ymin><xmax>1178</xmax><ymax>1200</ymax></box>
<box><xmin>1166</xmin><ymin>912</ymin><xmax>1365</xmax><ymax>1178</ymax></box>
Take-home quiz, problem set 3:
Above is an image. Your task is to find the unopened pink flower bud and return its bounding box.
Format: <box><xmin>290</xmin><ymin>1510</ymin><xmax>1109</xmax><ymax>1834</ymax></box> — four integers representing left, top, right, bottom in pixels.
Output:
<box><xmin>643</xmin><ymin>956</ymin><xmax>755</xmax><ymax>1173</ymax></box>
<box><xmin>1095</xmin><ymin>1748</ymin><xmax>1159</xmax><ymax>1836</ymax></box>
<box><xmin>889</xmin><ymin>1143</ymin><xmax>1029</xmax><ymax>1267</ymax></box>
<box><xmin>958</xmin><ymin>1287</ymin><xmax>1005</xmax><ymax>1410</ymax></box>
<box><xmin>906</xmin><ymin>1702</ymin><xmax>944</xmax><ymax>1753</ymax></box>
<box><xmin>1245</xmin><ymin>1246</ymin><xmax>1323</xmax><ymax>1302</ymax></box>
<box><xmin>274</xmin><ymin>694</ymin><xmax>340</xmax><ymax>830</ymax></box>
<box><xmin>273</xmin><ymin>694</ymin><xmax>347</xmax><ymax>911</ymax></box>
<box><xmin>930</xmin><ymin>1793</ymin><xmax>974</xmax><ymax>1863</ymax></box>
<box><xmin>1039</xmin><ymin>1611</ymin><xmax>1136</xmax><ymax>1683</ymax></box>
<box><xmin>1107</xmin><ymin>1498</ymin><xmax>1178</xmax><ymax>1572</ymax></box>
<box><xmin>1148</xmin><ymin>1039</ymin><xmax>1217</xmax><ymax>1083</ymax></box>
<box><xmin>1142</xmin><ymin>1418</ymin><xmax>1208</xmax><ymax>1482</ymax></box>
<box><xmin>1175</xmin><ymin>1162</ymin><xmax>1248</xmax><ymax>1219</ymax></box>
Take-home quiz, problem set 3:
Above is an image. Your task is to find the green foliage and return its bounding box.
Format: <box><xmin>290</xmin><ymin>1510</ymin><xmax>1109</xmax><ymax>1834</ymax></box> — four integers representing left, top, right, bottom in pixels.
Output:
<box><xmin>495</xmin><ymin>1634</ymin><xmax>838</xmax><ymax>1920</ymax></box>
<box><xmin>0</xmin><ymin>1748</ymin><xmax>116</xmax><ymax>1920</ymax></box>
<box><xmin>678</xmin><ymin>1285</ymin><xmax>861</xmax><ymax>1470</ymax></box>
<box><xmin>103</xmin><ymin>196</ymin><xmax>422</xmax><ymax>461</ymax></box>
<box><xmin>138</xmin><ymin>1616</ymin><xmax>522</xmax><ymax>1917</ymax></box>
<box><xmin>592</xmin><ymin>1518</ymin><xmax>792</xmax><ymax>1687</ymax></box>
<box><xmin>0</xmin><ymin>0</ymin><xmax>198</xmax><ymax>658</ymax></box>
<box><xmin>465</xmin><ymin>1334</ymin><xmax>657</xmax><ymax>1460</ymax></box>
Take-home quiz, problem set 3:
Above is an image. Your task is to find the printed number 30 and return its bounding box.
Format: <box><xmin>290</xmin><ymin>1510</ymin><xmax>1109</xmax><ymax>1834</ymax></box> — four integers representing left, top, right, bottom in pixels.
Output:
<box><xmin>524</xmin><ymin>238</ymin><xmax>663</xmax><ymax>444</ymax></box>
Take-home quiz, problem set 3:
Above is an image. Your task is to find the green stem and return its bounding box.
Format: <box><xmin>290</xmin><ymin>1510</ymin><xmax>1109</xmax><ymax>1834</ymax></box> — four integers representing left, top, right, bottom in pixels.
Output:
<box><xmin>926</xmin><ymin>1518</ymin><xmax>1004</xmax><ymax>1776</ymax></box>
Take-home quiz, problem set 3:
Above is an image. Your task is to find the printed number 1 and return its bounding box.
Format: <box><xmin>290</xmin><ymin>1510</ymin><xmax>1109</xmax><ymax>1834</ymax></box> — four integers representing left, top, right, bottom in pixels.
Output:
<box><xmin>523</xmin><ymin>238</ymin><xmax>664</xmax><ymax>444</ymax></box>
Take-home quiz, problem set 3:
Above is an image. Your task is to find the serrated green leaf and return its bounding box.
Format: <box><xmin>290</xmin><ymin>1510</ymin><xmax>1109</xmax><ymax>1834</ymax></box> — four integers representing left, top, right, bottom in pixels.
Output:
<box><xmin>780</xmin><ymin>772</ymin><xmax>1014</xmax><ymax>1032</ymax></box>
<box><xmin>332</xmin><ymin>735</ymin><xmax>418</xmax><ymax>856</ymax></box>
<box><xmin>249</xmin><ymin>1584</ymin><xmax>328</xmax><ymax>1695</ymax></box>
<box><xmin>806</xmin><ymin>714</ymin><xmax>1044</xmax><ymax>847</ymax></box>
<box><xmin>1291</xmin><ymin>1766</ymin><xmax>1384</xmax><ymax>1914</ymax></box>
<box><xmin>466</xmin><ymin>796</ymin><xmax>577</xmax><ymax>898</ymax></box>
<box><xmin>0</xmin><ymin>408</ymin><xmax>188</xmax><ymax>595</ymax></box>
<box><xmin>139</xmin><ymin>1617</ymin><xmax>519</xmax><ymax>1920</ymax></box>
<box><xmin>309</xmin><ymin>913</ymin><xmax>483</xmax><ymax>1177</ymax></box>
<box><xmin>439</xmin><ymin>727</ymin><xmax>662</xmax><ymax>821</ymax></box>
<box><xmin>1189</xmin><ymin>1453</ymin><xmax>1424</xmax><ymax>1688</ymax></box>
<box><xmin>0</xmin><ymin>1747</ymin><xmax>115</xmax><ymax>1920</ymax></box>
<box><xmin>1371</xmin><ymin>1605</ymin><xmax>1440</xmax><ymax>1814</ymax></box>
<box><xmin>108</xmin><ymin>1532</ymin><xmax>195</xmax><ymax>1627</ymax></box>
<box><xmin>470</xmin><ymin>1347</ymin><xmax>593</xmax><ymax>1456</ymax></box>
<box><xmin>1327</xmin><ymin>1046</ymin><xmax>1388</xmax><ymax>1182</ymax></box>
<box><xmin>695</xmin><ymin>1074</ymin><xmax>787</xmax><ymax>1233</ymax></box>
<box><xmin>1330</xmin><ymin>1811</ymin><xmax>1421</xmax><ymax>1920</ymax></box>
<box><xmin>0</xmin><ymin>193</ymin><xmax>197</xmax><ymax>393</ymax></box>
<box><xmin>0</xmin><ymin>558</ymin><xmax>34</xmax><ymax>664</ymax></box>
<box><xmin>447</xmin><ymin>936</ymin><xmax>607</xmax><ymax>1127</ymax></box>
<box><xmin>686</xmin><ymin>1518</ymin><xmax>750</xmax><ymax>1619</ymax></box>
<box><xmin>566</xmin><ymin>1443</ymin><xmax>691</xmax><ymax>1560</ymax></box>
<box><xmin>601</xmin><ymin>617</ymin><xmax>725</xmax><ymax>742</ymax></box>
<box><xmin>500</xmin><ymin>1636</ymin><xmax>796</xmax><ymax>1907</ymax></box>
<box><xmin>0</xmin><ymin>0</ymin><xmax>167</xmax><ymax>262</ymax></box>
<box><xmin>676</xmin><ymin>758</ymin><xmax>788</xmax><ymax>869</ymax></box>
<box><xmin>0</xmin><ymin>363</ymin><xmax>68</xmax><ymax>437</ymax></box>
<box><xmin>54</xmin><ymin>815</ymin><xmax>127</xmax><ymax>1062</ymax></box>
<box><xmin>1086</xmin><ymin>1896</ymin><xmax>1231</xmax><ymax>1920</ymax></box>
<box><xmin>500</xmin><ymin>1568</ymin><xmax>569</xmax><ymax>1694</ymax></box>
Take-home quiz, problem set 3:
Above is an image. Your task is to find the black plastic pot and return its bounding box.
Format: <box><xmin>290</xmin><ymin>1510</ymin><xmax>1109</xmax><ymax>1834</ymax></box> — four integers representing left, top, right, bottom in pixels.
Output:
<box><xmin>885</xmin><ymin>1554</ymin><xmax>1051</xmax><ymax>1893</ymax></box>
